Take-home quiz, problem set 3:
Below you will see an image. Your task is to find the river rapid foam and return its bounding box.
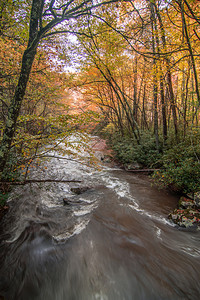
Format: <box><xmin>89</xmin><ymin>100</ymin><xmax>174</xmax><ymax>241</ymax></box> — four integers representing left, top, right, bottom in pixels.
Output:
<box><xmin>0</xmin><ymin>134</ymin><xmax>200</xmax><ymax>300</ymax></box>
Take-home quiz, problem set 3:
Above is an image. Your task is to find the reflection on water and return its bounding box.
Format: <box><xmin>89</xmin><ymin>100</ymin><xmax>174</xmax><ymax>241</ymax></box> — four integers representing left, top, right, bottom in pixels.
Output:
<box><xmin>0</xmin><ymin>137</ymin><xmax>200</xmax><ymax>300</ymax></box>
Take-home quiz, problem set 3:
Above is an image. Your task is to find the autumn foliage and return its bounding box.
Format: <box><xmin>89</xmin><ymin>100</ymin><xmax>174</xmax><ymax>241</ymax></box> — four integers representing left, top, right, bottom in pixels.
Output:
<box><xmin>0</xmin><ymin>0</ymin><xmax>200</xmax><ymax>194</ymax></box>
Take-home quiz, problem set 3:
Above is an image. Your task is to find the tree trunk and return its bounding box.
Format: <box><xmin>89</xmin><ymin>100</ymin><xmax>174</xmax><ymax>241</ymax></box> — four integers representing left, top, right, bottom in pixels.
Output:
<box><xmin>0</xmin><ymin>0</ymin><xmax>43</xmax><ymax>176</ymax></box>
<box><xmin>160</xmin><ymin>73</ymin><xmax>167</xmax><ymax>143</ymax></box>
<box><xmin>154</xmin><ymin>2</ymin><xmax>178</xmax><ymax>140</ymax></box>
<box><xmin>153</xmin><ymin>6</ymin><xmax>167</xmax><ymax>143</ymax></box>
<box><xmin>141</xmin><ymin>84</ymin><xmax>149</xmax><ymax>130</ymax></box>
<box><xmin>133</xmin><ymin>55</ymin><xmax>138</xmax><ymax>122</ymax></box>
<box><xmin>150</xmin><ymin>2</ymin><xmax>159</xmax><ymax>151</ymax></box>
<box><xmin>178</xmin><ymin>0</ymin><xmax>200</xmax><ymax>105</ymax></box>
<box><xmin>0</xmin><ymin>47</ymin><xmax>37</xmax><ymax>174</ymax></box>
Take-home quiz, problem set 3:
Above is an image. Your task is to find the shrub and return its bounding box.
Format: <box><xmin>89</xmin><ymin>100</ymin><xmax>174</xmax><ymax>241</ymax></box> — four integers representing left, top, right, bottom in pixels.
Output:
<box><xmin>0</xmin><ymin>149</ymin><xmax>21</xmax><ymax>182</ymax></box>
<box><xmin>0</xmin><ymin>190</ymin><xmax>9</xmax><ymax>207</ymax></box>
<box><xmin>153</xmin><ymin>131</ymin><xmax>200</xmax><ymax>194</ymax></box>
<box><xmin>111</xmin><ymin>131</ymin><xmax>162</xmax><ymax>168</ymax></box>
<box><xmin>109</xmin><ymin>127</ymin><xmax>200</xmax><ymax>194</ymax></box>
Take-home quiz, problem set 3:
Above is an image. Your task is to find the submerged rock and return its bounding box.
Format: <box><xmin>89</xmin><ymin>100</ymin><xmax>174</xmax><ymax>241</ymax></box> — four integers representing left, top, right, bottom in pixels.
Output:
<box><xmin>70</xmin><ymin>186</ymin><xmax>91</xmax><ymax>195</ymax></box>
<box><xmin>63</xmin><ymin>198</ymin><xmax>85</xmax><ymax>206</ymax></box>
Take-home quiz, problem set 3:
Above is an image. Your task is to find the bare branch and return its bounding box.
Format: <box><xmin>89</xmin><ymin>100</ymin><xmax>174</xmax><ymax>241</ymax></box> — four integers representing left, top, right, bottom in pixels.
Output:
<box><xmin>43</xmin><ymin>30</ymin><xmax>92</xmax><ymax>38</ymax></box>
<box><xmin>0</xmin><ymin>179</ymin><xmax>82</xmax><ymax>185</ymax></box>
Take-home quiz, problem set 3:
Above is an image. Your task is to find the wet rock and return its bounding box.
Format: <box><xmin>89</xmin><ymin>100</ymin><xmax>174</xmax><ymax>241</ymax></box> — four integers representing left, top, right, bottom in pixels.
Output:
<box><xmin>178</xmin><ymin>196</ymin><xmax>195</xmax><ymax>209</ymax></box>
<box><xmin>194</xmin><ymin>192</ymin><xmax>200</xmax><ymax>209</ymax></box>
<box><xmin>63</xmin><ymin>198</ymin><xmax>83</xmax><ymax>206</ymax></box>
<box><xmin>125</xmin><ymin>162</ymin><xmax>143</xmax><ymax>170</ymax></box>
<box><xmin>102</xmin><ymin>154</ymin><xmax>113</xmax><ymax>163</ymax></box>
<box><xmin>169</xmin><ymin>213</ymin><xmax>178</xmax><ymax>221</ymax></box>
<box><xmin>36</xmin><ymin>206</ymin><xmax>41</xmax><ymax>215</ymax></box>
<box><xmin>168</xmin><ymin>194</ymin><xmax>200</xmax><ymax>230</ymax></box>
<box><xmin>180</xmin><ymin>216</ymin><xmax>198</xmax><ymax>229</ymax></box>
<box><xmin>95</xmin><ymin>151</ymin><xmax>105</xmax><ymax>161</ymax></box>
<box><xmin>168</xmin><ymin>207</ymin><xmax>200</xmax><ymax>229</ymax></box>
<box><xmin>70</xmin><ymin>187</ymin><xmax>91</xmax><ymax>195</ymax></box>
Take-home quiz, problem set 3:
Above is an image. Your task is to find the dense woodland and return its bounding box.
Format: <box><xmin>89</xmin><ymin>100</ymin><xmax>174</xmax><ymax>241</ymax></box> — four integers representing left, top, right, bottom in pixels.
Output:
<box><xmin>0</xmin><ymin>0</ymin><xmax>200</xmax><ymax>205</ymax></box>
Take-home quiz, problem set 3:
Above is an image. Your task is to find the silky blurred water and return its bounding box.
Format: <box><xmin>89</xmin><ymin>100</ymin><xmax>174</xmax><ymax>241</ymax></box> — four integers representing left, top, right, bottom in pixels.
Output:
<box><xmin>0</xmin><ymin>136</ymin><xmax>200</xmax><ymax>300</ymax></box>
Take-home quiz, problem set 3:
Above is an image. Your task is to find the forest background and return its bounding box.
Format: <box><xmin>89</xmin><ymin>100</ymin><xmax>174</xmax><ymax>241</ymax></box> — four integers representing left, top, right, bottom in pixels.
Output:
<box><xmin>0</xmin><ymin>0</ymin><xmax>200</xmax><ymax>207</ymax></box>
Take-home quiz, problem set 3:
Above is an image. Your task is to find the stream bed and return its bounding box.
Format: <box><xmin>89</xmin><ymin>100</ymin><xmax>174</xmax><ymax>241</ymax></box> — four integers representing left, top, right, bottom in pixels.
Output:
<box><xmin>0</xmin><ymin>137</ymin><xmax>200</xmax><ymax>300</ymax></box>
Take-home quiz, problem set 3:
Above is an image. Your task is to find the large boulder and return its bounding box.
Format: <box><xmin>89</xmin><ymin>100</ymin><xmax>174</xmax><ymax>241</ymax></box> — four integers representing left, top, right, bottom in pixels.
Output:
<box><xmin>168</xmin><ymin>207</ymin><xmax>200</xmax><ymax>229</ymax></box>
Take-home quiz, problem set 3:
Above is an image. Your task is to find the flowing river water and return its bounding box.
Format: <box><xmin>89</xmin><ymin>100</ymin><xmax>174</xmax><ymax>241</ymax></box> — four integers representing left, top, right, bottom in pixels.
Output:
<box><xmin>0</xmin><ymin>136</ymin><xmax>200</xmax><ymax>300</ymax></box>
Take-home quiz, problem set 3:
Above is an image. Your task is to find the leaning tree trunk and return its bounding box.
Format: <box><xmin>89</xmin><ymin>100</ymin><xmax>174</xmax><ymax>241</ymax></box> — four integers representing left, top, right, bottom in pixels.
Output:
<box><xmin>0</xmin><ymin>0</ymin><xmax>43</xmax><ymax>176</ymax></box>
<box><xmin>0</xmin><ymin>47</ymin><xmax>37</xmax><ymax>174</ymax></box>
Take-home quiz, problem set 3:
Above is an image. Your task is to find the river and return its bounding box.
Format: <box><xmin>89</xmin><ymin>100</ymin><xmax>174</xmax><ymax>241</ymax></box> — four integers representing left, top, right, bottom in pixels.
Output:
<box><xmin>0</xmin><ymin>136</ymin><xmax>200</xmax><ymax>300</ymax></box>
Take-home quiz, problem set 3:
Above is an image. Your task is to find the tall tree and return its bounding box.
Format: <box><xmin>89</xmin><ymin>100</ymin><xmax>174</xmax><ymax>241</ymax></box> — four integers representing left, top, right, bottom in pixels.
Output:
<box><xmin>177</xmin><ymin>0</ymin><xmax>200</xmax><ymax>106</ymax></box>
<box><xmin>150</xmin><ymin>1</ymin><xmax>159</xmax><ymax>151</ymax></box>
<box><xmin>0</xmin><ymin>0</ymin><xmax>121</xmax><ymax>176</ymax></box>
<box><xmin>153</xmin><ymin>1</ymin><xmax>178</xmax><ymax>140</ymax></box>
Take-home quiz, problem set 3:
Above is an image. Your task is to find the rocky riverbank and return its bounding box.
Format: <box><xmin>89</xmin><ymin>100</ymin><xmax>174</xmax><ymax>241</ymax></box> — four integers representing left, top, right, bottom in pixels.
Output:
<box><xmin>168</xmin><ymin>192</ymin><xmax>200</xmax><ymax>230</ymax></box>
